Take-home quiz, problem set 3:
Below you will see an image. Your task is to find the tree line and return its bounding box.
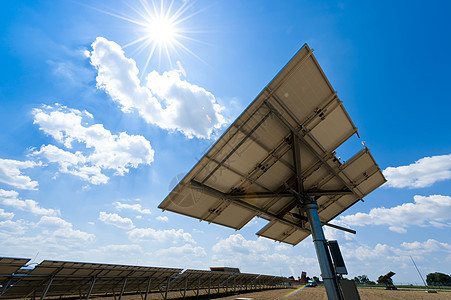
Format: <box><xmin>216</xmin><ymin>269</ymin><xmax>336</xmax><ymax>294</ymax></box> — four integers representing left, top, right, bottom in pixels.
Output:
<box><xmin>352</xmin><ymin>272</ymin><xmax>451</xmax><ymax>286</ymax></box>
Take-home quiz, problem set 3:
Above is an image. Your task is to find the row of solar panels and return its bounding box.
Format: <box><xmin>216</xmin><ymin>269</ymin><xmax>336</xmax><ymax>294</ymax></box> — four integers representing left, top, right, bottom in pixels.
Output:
<box><xmin>0</xmin><ymin>257</ymin><xmax>290</xmax><ymax>299</ymax></box>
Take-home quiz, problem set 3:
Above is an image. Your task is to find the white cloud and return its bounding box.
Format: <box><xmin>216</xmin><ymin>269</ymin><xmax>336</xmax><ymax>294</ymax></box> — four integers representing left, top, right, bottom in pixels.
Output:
<box><xmin>383</xmin><ymin>154</ymin><xmax>451</xmax><ymax>188</ymax></box>
<box><xmin>211</xmin><ymin>234</ymin><xmax>316</xmax><ymax>275</ymax></box>
<box><xmin>113</xmin><ymin>201</ymin><xmax>151</xmax><ymax>215</ymax></box>
<box><xmin>0</xmin><ymin>216</ymin><xmax>95</xmax><ymax>258</ymax></box>
<box><xmin>156</xmin><ymin>216</ymin><xmax>168</xmax><ymax>222</ymax></box>
<box><xmin>0</xmin><ymin>158</ymin><xmax>39</xmax><ymax>190</ymax></box>
<box><xmin>212</xmin><ymin>234</ymin><xmax>273</xmax><ymax>255</ymax></box>
<box><xmin>0</xmin><ymin>209</ymin><xmax>14</xmax><ymax>220</ymax></box>
<box><xmin>98</xmin><ymin>212</ymin><xmax>135</xmax><ymax>230</ymax></box>
<box><xmin>156</xmin><ymin>243</ymin><xmax>206</xmax><ymax>257</ymax></box>
<box><xmin>0</xmin><ymin>219</ymin><xmax>27</xmax><ymax>235</ymax></box>
<box><xmin>0</xmin><ymin>189</ymin><xmax>60</xmax><ymax>216</ymax></box>
<box><xmin>401</xmin><ymin>239</ymin><xmax>451</xmax><ymax>256</ymax></box>
<box><xmin>37</xmin><ymin>216</ymin><xmax>95</xmax><ymax>242</ymax></box>
<box><xmin>340</xmin><ymin>239</ymin><xmax>451</xmax><ymax>282</ymax></box>
<box><xmin>96</xmin><ymin>244</ymin><xmax>143</xmax><ymax>254</ymax></box>
<box><xmin>339</xmin><ymin>194</ymin><xmax>451</xmax><ymax>233</ymax></box>
<box><xmin>89</xmin><ymin>37</ymin><xmax>227</xmax><ymax>139</ymax></box>
<box><xmin>127</xmin><ymin>227</ymin><xmax>195</xmax><ymax>244</ymax></box>
<box><xmin>32</xmin><ymin>104</ymin><xmax>154</xmax><ymax>184</ymax></box>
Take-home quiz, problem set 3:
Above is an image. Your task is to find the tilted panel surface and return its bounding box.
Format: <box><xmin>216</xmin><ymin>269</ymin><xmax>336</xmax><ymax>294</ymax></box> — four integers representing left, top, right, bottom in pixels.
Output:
<box><xmin>159</xmin><ymin>43</ymin><xmax>386</xmax><ymax>245</ymax></box>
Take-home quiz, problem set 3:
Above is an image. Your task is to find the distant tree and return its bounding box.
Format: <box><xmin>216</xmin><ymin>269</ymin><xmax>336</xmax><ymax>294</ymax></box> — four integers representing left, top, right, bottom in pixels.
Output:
<box><xmin>426</xmin><ymin>273</ymin><xmax>451</xmax><ymax>286</ymax></box>
<box><xmin>312</xmin><ymin>276</ymin><xmax>321</xmax><ymax>283</ymax></box>
<box><xmin>354</xmin><ymin>275</ymin><xmax>375</xmax><ymax>285</ymax></box>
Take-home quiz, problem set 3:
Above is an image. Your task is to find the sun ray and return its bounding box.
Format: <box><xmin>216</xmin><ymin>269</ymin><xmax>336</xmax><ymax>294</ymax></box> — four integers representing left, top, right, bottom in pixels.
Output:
<box><xmin>89</xmin><ymin>0</ymin><xmax>205</xmax><ymax>76</ymax></box>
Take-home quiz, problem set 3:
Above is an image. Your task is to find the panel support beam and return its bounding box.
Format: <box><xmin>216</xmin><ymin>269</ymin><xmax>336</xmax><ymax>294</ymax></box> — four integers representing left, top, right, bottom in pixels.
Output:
<box><xmin>144</xmin><ymin>277</ymin><xmax>151</xmax><ymax>300</ymax></box>
<box><xmin>190</xmin><ymin>180</ymin><xmax>310</xmax><ymax>234</ymax></box>
<box><xmin>292</xmin><ymin>213</ymin><xmax>356</xmax><ymax>234</ymax></box>
<box><xmin>85</xmin><ymin>277</ymin><xmax>96</xmax><ymax>300</ymax></box>
<box><xmin>226</xmin><ymin>189</ymin><xmax>353</xmax><ymax>199</ymax></box>
<box><xmin>118</xmin><ymin>277</ymin><xmax>127</xmax><ymax>300</ymax></box>
<box><xmin>263</xmin><ymin>98</ymin><xmax>363</xmax><ymax>202</ymax></box>
<box><xmin>291</xmin><ymin>130</ymin><xmax>304</xmax><ymax>196</ymax></box>
<box><xmin>40</xmin><ymin>275</ymin><xmax>54</xmax><ymax>300</ymax></box>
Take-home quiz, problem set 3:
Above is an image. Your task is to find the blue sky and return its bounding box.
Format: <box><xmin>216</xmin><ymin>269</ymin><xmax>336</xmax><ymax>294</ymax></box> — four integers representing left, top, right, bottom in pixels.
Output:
<box><xmin>1</xmin><ymin>0</ymin><xmax>450</xmax><ymax>284</ymax></box>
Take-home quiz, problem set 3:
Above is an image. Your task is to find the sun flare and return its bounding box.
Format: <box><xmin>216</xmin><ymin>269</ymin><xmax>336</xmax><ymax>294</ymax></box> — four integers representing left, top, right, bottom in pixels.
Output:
<box><xmin>94</xmin><ymin>0</ymin><xmax>202</xmax><ymax>74</ymax></box>
<box><xmin>146</xmin><ymin>16</ymin><xmax>177</xmax><ymax>46</ymax></box>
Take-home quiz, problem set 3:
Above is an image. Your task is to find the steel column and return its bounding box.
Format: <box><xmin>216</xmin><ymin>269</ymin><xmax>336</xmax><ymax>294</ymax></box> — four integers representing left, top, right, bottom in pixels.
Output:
<box><xmin>305</xmin><ymin>202</ymin><xmax>342</xmax><ymax>300</ymax></box>
<box><xmin>164</xmin><ymin>277</ymin><xmax>170</xmax><ymax>300</ymax></box>
<box><xmin>118</xmin><ymin>277</ymin><xmax>127</xmax><ymax>300</ymax></box>
<box><xmin>144</xmin><ymin>277</ymin><xmax>151</xmax><ymax>300</ymax></box>
<box><xmin>85</xmin><ymin>277</ymin><xmax>96</xmax><ymax>300</ymax></box>
<box><xmin>40</xmin><ymin>275</ymin><xmax>54</xmax><ymax>300</ymax></box>
<box><xmin>183</xmin><ymin>278</ymin><xmax>187</xmax><ymax>299</ymax></box>
<box><xmin>0</xmin><ymin>277</ymin><xmax>13</xmax><ymax>297</ymax></box>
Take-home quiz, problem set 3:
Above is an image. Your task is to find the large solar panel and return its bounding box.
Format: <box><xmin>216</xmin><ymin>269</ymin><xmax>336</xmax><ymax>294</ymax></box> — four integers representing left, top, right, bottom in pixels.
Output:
<box><xmin>159</xmin><ymin>43</ymin><xmax>386</xmax><ymax>245</ymax></box>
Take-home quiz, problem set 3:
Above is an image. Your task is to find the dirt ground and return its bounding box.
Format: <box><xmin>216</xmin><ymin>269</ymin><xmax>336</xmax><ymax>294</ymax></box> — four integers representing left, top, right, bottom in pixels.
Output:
<box><xmin>95</xmin><ymin>287</ymin><xmax>451</xmax><ymax>300</ymax></box>
<box><xmin>212</xmin><ymin>287</ymin><xmax>451</xmax><ymax>300</ymax></box>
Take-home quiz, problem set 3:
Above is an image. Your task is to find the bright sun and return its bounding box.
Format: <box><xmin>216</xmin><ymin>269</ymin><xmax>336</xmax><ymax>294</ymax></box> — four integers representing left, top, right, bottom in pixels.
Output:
<box><xmin>146</xmin><ymin>16</ymin><xmax>177</xmax><ymax>46</ymax></box>
<box><xmin>96</xmin><ymin>0</ymin><xmax>201</xmax><ymax>74</ymax></box>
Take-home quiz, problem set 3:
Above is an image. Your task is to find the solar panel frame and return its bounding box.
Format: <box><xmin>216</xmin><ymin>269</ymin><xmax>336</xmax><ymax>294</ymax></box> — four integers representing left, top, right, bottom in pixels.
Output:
<box><xmin>159</xmin><ymin>44</ymin><xmax>385</xmax><ymax>244</ymax></box>
<box><xmin>0</xmin><ymin>259</ymin><xmax>183</xmax><ymax>298</ymax></box>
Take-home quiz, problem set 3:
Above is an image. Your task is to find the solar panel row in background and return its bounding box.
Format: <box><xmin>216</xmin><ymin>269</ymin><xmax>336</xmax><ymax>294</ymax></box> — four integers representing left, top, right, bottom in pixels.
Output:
<box><xmin>0</xmin><ymin>257</ymin><xmax>290</xmax><ymax>299</ymax></box>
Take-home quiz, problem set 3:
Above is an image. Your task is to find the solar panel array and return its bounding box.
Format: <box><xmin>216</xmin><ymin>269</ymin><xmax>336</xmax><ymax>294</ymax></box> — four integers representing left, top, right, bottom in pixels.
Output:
<box><xmin>0</xmin><ymin>257</ymin><xmax>290</xmax><ymax>299</ymax></box>
<box><xmin>159</xmin><ymin>43</ymin><xmax>386</xmax><ymax>245</ymax></box>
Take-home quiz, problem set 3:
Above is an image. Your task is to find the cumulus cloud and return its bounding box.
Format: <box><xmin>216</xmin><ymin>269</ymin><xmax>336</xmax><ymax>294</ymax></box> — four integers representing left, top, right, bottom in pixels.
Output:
<box><xmin>96</xmin><ymin>244</ymin><xmax>143</xmax><ymax>254</ymax></box>
<box><xmin>0</xmin><ymin>209</ymin><xmax>14</xmax><ymax>220</ymax></box>
<box><xmin>332</xmin><ymin>239</ymin><xmax>451</xmax><ymax>283</ymax></box>
<box><xmin>32</xmin><ymin>104</ymin><xmax>154</xmax><ymax>184</ymax></box>
<box><xmin>98</xmin><ymin>212</ymin><xmax>135</xmax><ymax>230</ymax></box>
<box><xmin>37</xmin><ymin>216</ymin><xmax>95</xmax><ymax>242</ymax></box>
<box><xmin>0</xmin><ymin>189</ymin><xmax>59</xmax><ymax>216</ymax></box>
<box><xmin>342</xmin><ymin>239</ymin><xmax>451</xmax><ymax>270</ymax></box>
<box><xmin>383</xmin><ymin>154</ymin><xmax>451</xmax><ymax>188</ymax></box>
<box><xmin>0</xmin><ymin>158</ymin><xmax>39</xmax><ymax>190</ymax></box>
<box><xmin>401</xmin><ymin>239</ymin><xmax>451</xmax><ymax>254</ymax></box>
<box><xmin>211</xmin><ymin>234</ymin><xmax>316</xmax><ymax>275</ymax></box>
<box><xmin>0</xmin><ymin>219</ymin><xmax>27</xmax><ymax>235</ymax></box>
<box><xmin>156</xmin><ymin>243</ymin><xmax>206</xmax><ymax>257</ymax></box>
<box><xmin>156</xmin><ymin>216</ymin><xmax>168</xmax><ymax>222</ymax></box>
<box><xmin>339</xmin><ymin>194</ymin><xmax>451</xmax><ymax>233</ymax></box>
<box><xmin>113</xmin><ymin>201</ymin><xmax>151</xmax><ymax>215</ymax></box>
<box><xmin>89</xmin><ymin>37</ymin><xmax>227</xmax><ymax>139</ymax></box>
<box><xmin>127</xmin><ymin>227</ymin><xmax>195</xmax><ymax>244</ymax></box>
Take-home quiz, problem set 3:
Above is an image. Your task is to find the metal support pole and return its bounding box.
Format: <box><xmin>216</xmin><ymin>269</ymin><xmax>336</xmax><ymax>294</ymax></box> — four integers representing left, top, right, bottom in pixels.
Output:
<box><xmin>305</xmin><ymin>202</ymin><xmax>342</xmax><ymax>300</ymax></box>
<box><xmin>144</xmin><ymin>277</ymin><xmax>151</xmax><ymax>300</ymax></box>
<box><xmin>118</xmin><ymin>277</ymin><xmax>127</xmax><ymax>300</ymax></box>
<box><xmin>0</xmin><ymin>277</ymin><xmax>13</xmax><ymax>297</ymax></box>
<box><xmin>40</xmin><ymin>276</ymin><xmax>54</xmax><ymax>300</ymax></box>
<box><xmin>85</xmin><ymin>277</ymin><xmax>96</xmax><ymax>300</ymax></box>
<box><xmin>164</xmin><ymin>277</ymin><xmax>170</xmax><ymax>300</ymax></box>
